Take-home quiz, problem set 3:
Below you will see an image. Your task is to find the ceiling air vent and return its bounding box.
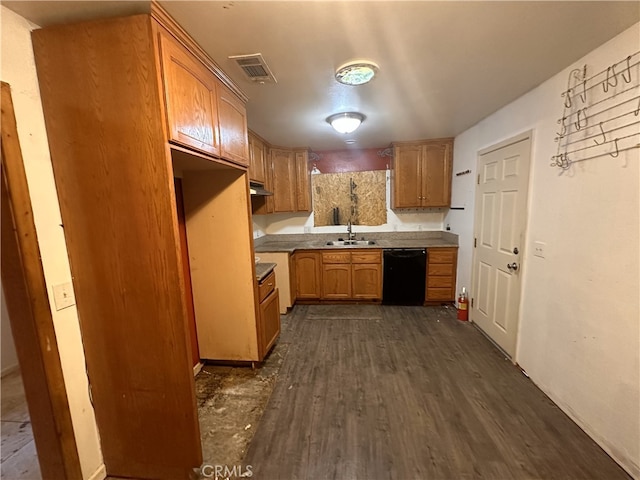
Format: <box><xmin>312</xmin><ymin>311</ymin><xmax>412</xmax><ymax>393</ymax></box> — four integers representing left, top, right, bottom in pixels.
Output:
<box><xmin>228</xmin><ymin>53</ymin><xmax>277</xmax><ymax>84</ymax></box>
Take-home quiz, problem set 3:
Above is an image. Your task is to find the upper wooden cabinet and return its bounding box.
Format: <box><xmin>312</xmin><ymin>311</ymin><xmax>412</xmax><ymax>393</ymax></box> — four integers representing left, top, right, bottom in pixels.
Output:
<box><xmin>294</xmin><ymin>150</ymin><xmax>311</xmax><ymax>212</ymax></box>
<box><xmin>158</xmin><ymin>29</ymin><xmax>220</xmax><ymax>157</ymax></box>
<box><xmin>264</xmin><ymin>147</ymin><xmax>311</xmax><ymax>214</ymax></box>
<box><xmin>270</xmin><ymin>148</ymin><xmax>297</xmax><ymax>212</ymax></box>
<box><xmin>157</xmin><ymin>25</ymin><xmax>248</xmax><ymax>166</ymax></box>
<box><xmin>248</xmin><ymin>131</ymin><xmax>266</xmax><ymax>184</ymax></box>
<box><xmin>218</xmin><ymin>83</ymin><xmax>249</xmax><ymax>166</ymax></box>
<box><xmin>392</xmin><ymin>139</ymin><xmax>453</xmax><ymax>208</ymax></box>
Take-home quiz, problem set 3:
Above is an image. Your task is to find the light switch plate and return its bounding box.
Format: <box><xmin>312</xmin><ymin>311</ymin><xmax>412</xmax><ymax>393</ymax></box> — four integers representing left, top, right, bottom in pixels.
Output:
<box><xmin>53</xmin><ymin>282</ymin><xmax>76</xmax><ymax>310</ymax></box>
<box><xmin>533</xmin><ymin>241</ymin><xmax>546</xmax><ymax>259</ymax></box>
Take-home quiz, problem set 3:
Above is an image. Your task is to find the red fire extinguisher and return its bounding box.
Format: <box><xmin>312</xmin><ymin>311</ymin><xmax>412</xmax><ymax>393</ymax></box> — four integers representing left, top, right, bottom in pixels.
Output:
<box><xmin>457</xmin><ymin>287</ymin><xmax>469</xmax><ymax>321</ymax></box>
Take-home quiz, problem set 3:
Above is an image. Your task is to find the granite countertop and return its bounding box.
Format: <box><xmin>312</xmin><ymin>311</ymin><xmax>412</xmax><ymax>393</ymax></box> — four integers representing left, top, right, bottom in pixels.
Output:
<box><xmin>254</xmin><ymin>231</ymin><xmax>458</xmax><ymax>253</ymax></box>
<box><xmin>255</xmin><ymin>262</ymin><xmax>276</xmax><ymax>282</ymax></box>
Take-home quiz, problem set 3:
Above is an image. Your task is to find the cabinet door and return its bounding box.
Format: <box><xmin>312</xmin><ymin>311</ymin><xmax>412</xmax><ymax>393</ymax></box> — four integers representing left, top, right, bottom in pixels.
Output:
<box><xmin>322</xmin><ymin>264</ymin><xmax>352</xmax><ymax>299</ymax></box>
<box><xmin>295</xmin><ymin>252</ymin><xmax>321</xmax><ymax>299</ymax></box>
<box><xmin>271</xmin><ymin>149</ymin><xmax>296</xmax><ymax>212</ymax></box>
<box><xmin>158</xmin><ymin>30</ymin><xmax>220</xmax><ymax>156</ymax></box>
<box><xmin>423</xmin><ymin>142</ymin><xmax>452</xmax><ymax>207</ymax></box>
<box><xmin>217</xmin><ymin>83</ymin><xmax>249</xmax><ymax>166</ymax></box>
<box><xmin>259</xmin><ymin>289</ymin><xmax>280</xmax><ymax>358</ymax></box>
<box><xmin>352</xmin><ymin>263</ymin><xmax>382</xmax><ymax>299</ymax></box>
<box><xmin>248</xmin><ymin>132</ymin><xmax>266</xmax><ymax>184</ymax></box>
<box><xmin>393</xmin><ymin>145</ymin><xmax>422</xmax><ymax>208</ymax></box>
<box><xmin>295</xmin><ymin>150</ymin><xmax>311</xmax><ymax>212</ymax></box>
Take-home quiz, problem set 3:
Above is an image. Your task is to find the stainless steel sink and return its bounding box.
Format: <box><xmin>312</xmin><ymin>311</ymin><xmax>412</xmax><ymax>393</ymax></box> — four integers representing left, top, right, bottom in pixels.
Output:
<box><xmin>326</xmin><ymin>240</ymin><xmax>376</xmax><ymax>246</ymax></box>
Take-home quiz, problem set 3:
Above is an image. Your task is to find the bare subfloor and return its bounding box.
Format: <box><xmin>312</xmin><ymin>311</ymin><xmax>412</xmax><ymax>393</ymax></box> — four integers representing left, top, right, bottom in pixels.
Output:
<box><xmin>194</xmin><ymin>319</ymin><xmax>290</xmax><ymax>469</ymax></box>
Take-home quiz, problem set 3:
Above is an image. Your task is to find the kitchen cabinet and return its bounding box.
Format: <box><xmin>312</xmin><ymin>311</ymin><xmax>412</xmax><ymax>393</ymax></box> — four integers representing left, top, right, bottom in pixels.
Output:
<box><xmin>255</xmin><ymin>147</ymin><xmax>311</xmax><ymax>215</ymax></box>
<box><xmin>294</xmin><ymin>251</ymin><xmax>322</xmax><ymax>299</ymax></box>
<box><xmin>31</xmin><ymin>7</ymin><xmax>256</xmax><ymax>477</ymax></box>
<box><xmin>319</xmin><ymin>250</ymin><xmax>382</xmax><ymax>301</ymax></box>
<box><xmin>158</xmin><ymin>29</ymin><xmax>220</xmax><ymax>157</ymax></box>
<box><xmin>321</xmin><ymin>252</ymin><xmax>352</xmax><ymax>299</ymax></box>
<box><xmin>257</xmin><ymin>270</ymin><xmax>280</xmax><ymax>357</ymax></box>
<box><xmin>218</xmin><ymin>83</ymin><xmax>249</xmax><ymax>166</ymax></box>
<box><xmin>248</xmin><ymin>131</ymin><xmax>266</xmax><ymax>184</ymax></box>
<box><xmin>425</xmin><ymin>247</ymin><xmax>458</xmax><ymax>302</ymax></box>
<box><xmin>294</xmin><ymin>150</ymin><xmax>311</xmax><ymax>212</ymax></box>
<box><xmin>158</xmin><ymin>20</ymin><xmax>248</xmax><ymax>166</ymax></box>
<box><xmin>352</xmin><ymin>251</ymin><xmax>383</xmax><ymax>299</ymax></box>
<box><xmin>270</xmin><ymin>148</ymin><xmax>297</xmax><ymax>212</ymax></box>
<box><xmin>392</xmin><ymin>139</ymin><xmax>453</xmax><ymax>208</ymax></box>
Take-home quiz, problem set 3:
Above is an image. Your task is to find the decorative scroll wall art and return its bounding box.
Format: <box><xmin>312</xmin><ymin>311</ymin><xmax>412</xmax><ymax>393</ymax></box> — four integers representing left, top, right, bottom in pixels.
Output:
<box><xmin>552</xmin><ymin>50</ymin><xmax>640</xmax><ymax>170</ymax></box>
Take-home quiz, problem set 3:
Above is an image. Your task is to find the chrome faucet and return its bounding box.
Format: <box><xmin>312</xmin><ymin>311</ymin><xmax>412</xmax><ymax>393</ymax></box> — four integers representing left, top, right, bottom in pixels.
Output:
<box><xmin>347</xmin><ymin>221</ymin><xmax>356</xmax><ymax>240</ymax></box>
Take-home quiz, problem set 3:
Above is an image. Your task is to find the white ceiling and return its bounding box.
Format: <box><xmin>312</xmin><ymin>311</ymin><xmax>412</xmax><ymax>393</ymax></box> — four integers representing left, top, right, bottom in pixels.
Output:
<box><xmin>4</xmin><ymin>1</ymin><xmax>639</xmax><ymax>150</ymax></box>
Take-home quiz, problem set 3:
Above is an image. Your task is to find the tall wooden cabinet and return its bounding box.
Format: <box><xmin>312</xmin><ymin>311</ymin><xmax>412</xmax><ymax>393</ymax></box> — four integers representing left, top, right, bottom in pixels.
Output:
<box><xmin>31</xmin><ymin>7</ymin><xmax>259</xmax><ymax>479</ymax></box>
<box><xmin>392</xmin><ymin>139</ymin><xmax>453</xmax><ymax>208</ymax></box>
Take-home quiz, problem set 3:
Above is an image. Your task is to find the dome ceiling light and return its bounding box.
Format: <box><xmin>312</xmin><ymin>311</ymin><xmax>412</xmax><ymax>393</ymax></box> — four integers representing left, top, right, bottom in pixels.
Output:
<box><xmin>335</xmin><ymin>61</ymin><xmax>379</xmax><ymax>86</ymax></box>
<box><xmin>326</xmin><ymin>112</ymin><xmax>365</xmax><ymax>134</ymax></box>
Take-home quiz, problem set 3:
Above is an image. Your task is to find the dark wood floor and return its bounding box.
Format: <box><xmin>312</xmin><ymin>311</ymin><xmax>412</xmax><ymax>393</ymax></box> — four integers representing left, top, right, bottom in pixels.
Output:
<box><xmin>244</xmin><ymin>305</ymin><xmax>629</xmax><ymax>479</ymax></box>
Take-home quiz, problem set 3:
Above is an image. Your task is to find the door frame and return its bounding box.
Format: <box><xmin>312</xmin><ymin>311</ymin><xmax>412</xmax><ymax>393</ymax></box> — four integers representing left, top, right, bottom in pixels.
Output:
<box><xmin>470</xmin><ymin>129</ymin><xmax>533</xmax><ymax>361</ymax></box>
<box><xmin>1</xmin><ymin>82</ymin><xmax>83</xmax><ymax>479</ymax></box>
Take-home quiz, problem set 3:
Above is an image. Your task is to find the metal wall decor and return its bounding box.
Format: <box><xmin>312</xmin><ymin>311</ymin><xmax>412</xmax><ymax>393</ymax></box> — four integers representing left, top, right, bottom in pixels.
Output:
<box><xmin>551</xmin><ymin>50</ymin><xmax>640</xmax><ymax>170</ymax></box>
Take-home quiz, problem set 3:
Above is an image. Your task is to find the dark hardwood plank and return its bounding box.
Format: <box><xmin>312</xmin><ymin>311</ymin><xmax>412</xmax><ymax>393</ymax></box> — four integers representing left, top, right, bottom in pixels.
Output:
<box><xmin>243</xmin><ymin>305</ymin><xmax>629</xmax><ymax>479</ymax></box>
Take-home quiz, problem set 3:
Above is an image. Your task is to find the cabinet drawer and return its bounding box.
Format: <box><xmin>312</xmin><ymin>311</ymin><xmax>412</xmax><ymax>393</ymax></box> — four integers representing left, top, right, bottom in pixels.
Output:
<box><xmin>427</xmin><ymin>276</ymin><xmax>453</xmax><ymax>288</ymax></box>
<box><xmin>258</xmin><ymin>270</ymin><xmax>276</xmax><ymax>302</ymax></box>
<box><xmin>428</xmin><ymin>249</ymin><xmax>456</xmax><ymax>264</ymax></box>
<box><xmin>428</xmin><ymin>263</ymin><xmax>455</xmax><ymax>276</ymax></box>
<box><xmin>322</xmin><ymin>252</ymin><xmax>351</xmax><ymax>264</ymax></box>
<box><xmin>426</xmin><ymin>287</ymin><xmax>454</xmax><ymax>300</ymax></box>
<box><xmin>351</xmin><ymin>251</ymin><xmax>381</xmax><ymax>264</ymax></box>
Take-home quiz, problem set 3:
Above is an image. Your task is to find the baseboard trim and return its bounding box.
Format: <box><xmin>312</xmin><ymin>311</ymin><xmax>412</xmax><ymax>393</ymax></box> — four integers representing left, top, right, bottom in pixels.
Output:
<box><xmin>193</xmin><ymin>362</ymin><xmax>203</xmax><ymax>377</ymax></box>
<box><xmin>1</xmin><ymin>364</ymin><xmax>20</xmax><ymax>378</ymax></box>
<box><xmin>87</xmin><ymin>463</ymin><xmax>106</xmax><ymax>480</ymax></box>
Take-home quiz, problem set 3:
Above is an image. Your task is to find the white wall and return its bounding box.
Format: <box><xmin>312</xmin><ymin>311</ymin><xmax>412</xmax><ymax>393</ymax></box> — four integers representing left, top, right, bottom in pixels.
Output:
<box><xmin>256</xmin><ymin>170</ymin><xmax>446</xmax><ymax>235</ymax></box>
<box><xmin>0</xmin><ymin>7</ymin><xmax>105</xmax><ymax>479</ymax></box>
<box><xmin>446</xmin><ymin>23</ymin><xmax>640</xmax><ymax>477</ymax></box>
<box><xmin>1</xmin><ymin>285</ymin><xmax>19</xmax><ymax>375</ymax></box>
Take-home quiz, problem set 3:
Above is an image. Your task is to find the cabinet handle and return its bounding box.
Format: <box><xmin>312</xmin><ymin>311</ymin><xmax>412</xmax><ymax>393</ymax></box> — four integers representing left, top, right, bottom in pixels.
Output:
<box><xmin>268</xmin><ymin>282</ymin><xmax>273</xmax><ymax>286</ymax></box>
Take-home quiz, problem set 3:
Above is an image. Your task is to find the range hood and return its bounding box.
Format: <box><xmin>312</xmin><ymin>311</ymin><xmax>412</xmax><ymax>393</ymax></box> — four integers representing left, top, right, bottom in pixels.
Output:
<box><xmin>249</xmin><ymin>181</ymin><xmax>273</xmax><ymax>196</ymax></box>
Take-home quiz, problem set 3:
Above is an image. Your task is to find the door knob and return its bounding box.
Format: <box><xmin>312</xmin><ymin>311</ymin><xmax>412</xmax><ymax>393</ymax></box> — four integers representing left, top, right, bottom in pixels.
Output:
<box><xmin>513</xmin><ymin>247</ymin><xmax>519</xmax><ymax>254</ymax></box>
<box><xmin>507</xmin><ymin>262</ymin><xmax>519</xmax><ymax>271</ymax></box>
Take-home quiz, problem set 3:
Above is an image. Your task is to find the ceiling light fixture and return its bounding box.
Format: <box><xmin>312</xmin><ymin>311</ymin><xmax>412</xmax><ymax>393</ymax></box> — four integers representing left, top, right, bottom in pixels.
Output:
<box><xmin>326</xmin><ymin>112</ymin><xmax>365</xmax><ymax>134</ymax></box>
<box><xmin>335</xmin><ymin>61</ymin><xmax>379</xmax><ymax>86</ymax></box>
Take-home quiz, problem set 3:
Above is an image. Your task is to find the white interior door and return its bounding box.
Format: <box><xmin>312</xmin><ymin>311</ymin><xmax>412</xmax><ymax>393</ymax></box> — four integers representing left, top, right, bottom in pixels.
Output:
<box><xmin>472</xmin><ymin>134</ymin><xmax>531</xmax><ymax>358</ymax></box>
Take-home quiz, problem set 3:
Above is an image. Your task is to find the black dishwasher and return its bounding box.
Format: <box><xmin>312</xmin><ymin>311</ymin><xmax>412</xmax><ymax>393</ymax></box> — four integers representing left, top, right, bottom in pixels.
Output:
<box><xmin>382</xmin><ymin>249</ymin><xmax>427</xmax><ymax>305</ymax></box>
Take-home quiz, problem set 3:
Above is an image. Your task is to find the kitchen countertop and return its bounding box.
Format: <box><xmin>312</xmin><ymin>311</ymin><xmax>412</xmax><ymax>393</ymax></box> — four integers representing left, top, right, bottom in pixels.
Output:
<box><xmin>255</xmin><ymin>262</ymin><xmax>276</xmax><ymax>282</ymax></box>
<box><xmin>254</xmin><ymin>231</ymin><xmax>458</xmax><ymax>253</ymax></box>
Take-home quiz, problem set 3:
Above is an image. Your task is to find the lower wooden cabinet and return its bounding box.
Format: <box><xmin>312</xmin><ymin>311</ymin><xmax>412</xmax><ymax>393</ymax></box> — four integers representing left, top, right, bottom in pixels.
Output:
<box><xmin>258</xmin><ymin>288</ymin><xmax>280</xmax><ymax>357</ymax></box>
<box><xmin>318</xmin><ymin>250</ymin><xmax>382</xmax><ymax>301</ymax></box>
<box><xmin>425</xmin><ymin>247</ymin><xmax>458</xmax><ymax>302</ymax></box>
<box><xmin>352</xmin><ymin>263</ymin><xmax>382</xmax><ymax>299</ymax></box>
<box><xmin>257</xmin><ymin>270</ymin><xmax>280</xmax><ymax>358</ymax></box>
<box><xmin>322</xmin><ymin>263</ymin><xmax>352</xmax><ymax>299</ymax></box>
<box><xmin>294</xmin><ymin>251</ymin><xmax>321</xmax><ymax>299</ymax></box>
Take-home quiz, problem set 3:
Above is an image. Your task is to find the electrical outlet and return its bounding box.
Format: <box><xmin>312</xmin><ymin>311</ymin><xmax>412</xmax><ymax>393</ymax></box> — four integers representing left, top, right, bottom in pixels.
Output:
<box><xmin>53</xmin><ymin>282</ymin><xmax>76</xmax><ymax>310</ymax></box>
<box><xmin>533</xmin><ymin>241</ymin><xmax>546</xmax><ymax>259</ymax></box>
